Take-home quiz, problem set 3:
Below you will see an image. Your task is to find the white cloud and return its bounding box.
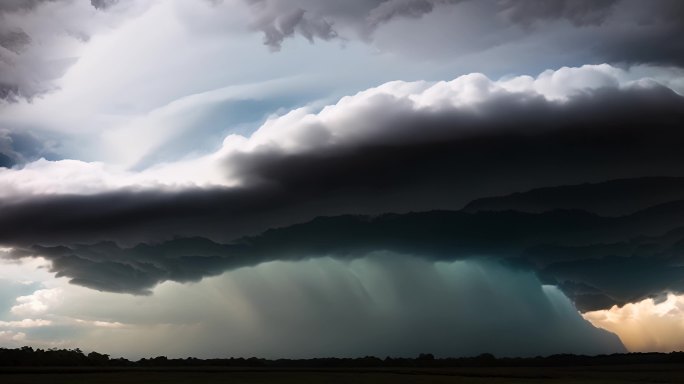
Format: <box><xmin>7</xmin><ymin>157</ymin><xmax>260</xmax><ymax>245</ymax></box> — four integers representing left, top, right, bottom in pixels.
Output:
<box><xmin>583</xmin><ymin>293</ymin><xmax>684</xmax><ymax>352</ymax></box>
<box><xmin>11</xmin><ymin>288</ymin><xmax>62</xmax><ymax>316</ymax></box>
<box><xmin>0</xmin><ymin>64</ymin><xmax>680</xmax><ymax>198</ymax></box>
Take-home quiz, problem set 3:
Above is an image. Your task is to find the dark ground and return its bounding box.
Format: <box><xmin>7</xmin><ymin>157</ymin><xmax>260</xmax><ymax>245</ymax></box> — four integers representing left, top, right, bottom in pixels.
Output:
<box><xmin>1</xmin><ymin>365</ymin><xmax>683</xmax><ymax>384</ymax></box>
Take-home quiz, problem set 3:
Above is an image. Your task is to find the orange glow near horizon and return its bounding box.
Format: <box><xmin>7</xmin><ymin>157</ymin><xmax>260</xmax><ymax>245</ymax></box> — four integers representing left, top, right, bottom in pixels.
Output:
<box><xmin>583</xmin><ymin>294</ymin><xmax>684</xmax><ymax>353</ymax></box>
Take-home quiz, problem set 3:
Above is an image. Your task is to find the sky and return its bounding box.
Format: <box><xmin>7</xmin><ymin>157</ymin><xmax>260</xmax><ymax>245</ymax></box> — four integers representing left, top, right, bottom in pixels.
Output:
<box><xmin>0</xmin><ymin>0</ymin><xmax>683</xmax><ymax>359</ymax></box>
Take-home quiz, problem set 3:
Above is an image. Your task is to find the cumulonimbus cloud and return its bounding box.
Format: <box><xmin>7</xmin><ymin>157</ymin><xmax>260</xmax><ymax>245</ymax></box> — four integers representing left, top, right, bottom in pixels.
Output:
<box><xmin>0</xmin><ymin>65</ymin><xmax>682</xmax><ymax>241</ymax></box>
<box><xmin>0</xmin><ymin>65</ymin><xmax>683</xmax><ymax>311</ymax></box>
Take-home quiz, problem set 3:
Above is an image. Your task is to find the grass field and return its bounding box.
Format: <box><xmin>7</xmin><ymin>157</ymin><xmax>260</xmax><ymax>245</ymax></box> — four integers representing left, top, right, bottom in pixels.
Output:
<box><xmin>1</xmin><ymin>365</ymin><xmax>683</xmax><ymax>384</ymax></box>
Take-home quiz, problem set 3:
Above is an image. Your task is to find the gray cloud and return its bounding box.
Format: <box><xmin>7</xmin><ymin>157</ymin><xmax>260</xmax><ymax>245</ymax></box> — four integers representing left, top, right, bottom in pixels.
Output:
<box><xmin>498</xmin><ymin>0</ymin><xmax>619</xmax><ymax>26</ymax></box>
<box><xmin>0</xmin><ymin>29</ymin><xmax>31</xmax><ymax>54</ymax></box>
<box><xmin>247</xmin><ymin>0</ymin><xmax>684</xmax><ymax>68</ymax></box>
<box><xmin>1</xmin><ymin>77</ymin><xmax>683</xmax><ymax>312</ymax></box>
<box><xmin>6</xmin><ymin>177</ymin><xmax>684</xmax><ymax>312</ymax></box>
<box><xmin>35</xmin><ymin>256</ymin><xmax>623</xmax><ymax>358</ymax></box>
<box><xmin>365</xmin><ymin>0</ymin><xmax>461</xmax><ymax>30</ymax></box>
<box><xmin>0</xmin><ymin>84</ymin><xmax>683</xmax><ymax>244</ymax></box>
<box><xmin>90</xmin><ymin>0</ymin><xmax>118</xmax><ymax>10</ymax></box>
<box><xmin>0</xmin><ymin>0</ymin><xmax>57</xmax><ymax>13</ymax></box>
<box><xmin>8</xmin><ymin>238</ymin><xmax>238</xmax><ymax>294</ymax></box>
<box><xmin>246</xmin><ymin>0</ymin><xmax>462</xmax><ymax>49</ymax></box>
<box><xmin>463</xmin><ymin>177</ymin><xmax>684</xmax><ymax>217</ymax></box>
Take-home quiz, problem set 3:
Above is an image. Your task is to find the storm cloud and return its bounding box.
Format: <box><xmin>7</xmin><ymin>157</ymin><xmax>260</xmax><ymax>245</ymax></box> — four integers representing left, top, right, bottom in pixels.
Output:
<box><xmin>1</xmin><ymin>0</ymin><xmax>683</xmax><ymax>359</ymax></box>
<box><xmin>0</xmin><ymin>66</ymin><xmax>683</xmax><ymax>311</ymax></box>
<box><xmin>245</xmin><ymin>0</ymin><xmax>684</xmax><ymax>67</ymax></box>
<box><xmin>6</xmin><ymin>184</ymin><xmax>684</xmax><ymax>312</ymax></box>
<box><xmin>1</xmin><ymin>67</ymin><xmax>683</xmax><ymax>244</ymax></box>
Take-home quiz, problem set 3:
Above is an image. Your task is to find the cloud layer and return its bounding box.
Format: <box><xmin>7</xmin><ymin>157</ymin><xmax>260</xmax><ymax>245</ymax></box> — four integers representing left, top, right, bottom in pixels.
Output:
<box><xmin>583</xmin><ymin>293</ymin><xmax>684</xmax><ymax>353</ymax></box>
<box><xmin>245</xmin><ymin>0</ymin><xmax>684</xmax><ymax>67</ymax></box>
<box><xmin>0</xmin><ymin>65</ymin><xmax>683</xmax><ymax>241</ymax></box>
<box><xmin>1</xmin><ymin>0</ymin><xmax>683</xmax><ymax>358</ymax></box>
<box><xmin>0</xmin><ymin>65</ymin><xmax>683</xmax><ymax>315</ymax></box>
<box><xmin>2</xmin><ymin>0</ymin><xmax>683</xmax><ymax>103</ymax></box>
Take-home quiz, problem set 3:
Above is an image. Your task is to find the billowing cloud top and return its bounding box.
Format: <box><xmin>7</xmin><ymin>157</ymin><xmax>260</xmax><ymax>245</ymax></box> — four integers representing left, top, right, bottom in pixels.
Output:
<box><xmin>1</xmin><ymin>64</ymin><xmax>683</xmax><ymax>314</ymax></box>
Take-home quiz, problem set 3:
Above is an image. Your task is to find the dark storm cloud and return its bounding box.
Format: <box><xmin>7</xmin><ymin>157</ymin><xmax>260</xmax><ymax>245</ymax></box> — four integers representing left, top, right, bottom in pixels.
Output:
<box><xmin>364</xmin><ymin>0</ymin><xmax>461</xmax><ymax>30</ymax></box>
<box><xmin>502</xmin><ymin>0</ymin><xmax>684</xmax><ymax>66</ymax></box>
<box><xmin>1</xmin><ymin>84</ymin><xmax>683</xmax><ymax>244</ymax></box>
<box><xmin>8</xmin><ymin>238</ymin><xmax>238</xmax><ymax>293</ymax></box>
<box><xmin>498</xmin><ymin>0</ymin><xmax>619</xmax><ymax>26</ymax></box>
<box><xmin>576</xmin><ymin>0</ymin><xmax>684</xmax><ymax>67</ymax></box>
<box><xmin>247</xmin><ymin>0</ymin><xmax>338</xmax><ymax>50</ymax></box>
<box><xmin>463</xmin><ymin>177</ymin><xmax>684</xmax><ymax>217</ymax></box>
<box><xmin>7</xmin><ymin>196</ymin><xmax>684</xmax><ymax>309</ymax></box>
<box><xmin>3</xmin><ymin>0</ymin><xmax>683</xmax><ymax>102</ymax></box>
<box><xmin>2</xmin><ymin>84</ymin><xmax>684</xmax><ymax>308</ymax></box>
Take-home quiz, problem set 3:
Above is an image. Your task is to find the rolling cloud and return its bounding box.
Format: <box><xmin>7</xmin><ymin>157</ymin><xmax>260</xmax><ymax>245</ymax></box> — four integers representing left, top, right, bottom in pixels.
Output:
<box><xmin>6</xmin><ymin>187</ymin><xmax>684</xmax><ymax>311</ymax></box>
<box><xmin>498</xmin><ymin>0</ymin><xmax>619</xmax><ymax>26</ymax></box>
<box><xmin>0</xmin><ymin>66</ymin><xmax>683</xmax><ymax>243</ymax></box>
<box><xmin>0</xmin><ymin>256</ymin><xmax>625</xmax><ymax>358</ymax></box>
<box><xmin>1</xmin><ymin>65</ymin><xmax>683</xmax><ymax>313</ymax></box>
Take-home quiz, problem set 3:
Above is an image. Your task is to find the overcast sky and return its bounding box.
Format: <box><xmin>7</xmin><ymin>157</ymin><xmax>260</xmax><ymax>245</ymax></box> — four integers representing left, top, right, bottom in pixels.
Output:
<box><xmin>1</xmin><ymin>0</ymin><xmax>684</xmax><ymax>359</ymax></box>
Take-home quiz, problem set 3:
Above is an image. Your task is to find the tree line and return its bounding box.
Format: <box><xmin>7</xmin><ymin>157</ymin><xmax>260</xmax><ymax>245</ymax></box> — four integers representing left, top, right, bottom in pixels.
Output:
<box><xmin>0</xmin><ymin>347</ymin><xmax>683</xmax><ymax>367</ymax></box>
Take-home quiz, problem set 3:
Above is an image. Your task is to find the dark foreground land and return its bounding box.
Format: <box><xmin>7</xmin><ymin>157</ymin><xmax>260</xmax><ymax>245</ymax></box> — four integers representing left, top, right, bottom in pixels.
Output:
<box><xmin>1</xmin><ymin>365</ymin><xmax>684</xmax><ymax>384</ymax></box>
<box><xmin>2</xmin><ymin>349</ymin><xmax>684</xmax><ymax>383</ymax></box>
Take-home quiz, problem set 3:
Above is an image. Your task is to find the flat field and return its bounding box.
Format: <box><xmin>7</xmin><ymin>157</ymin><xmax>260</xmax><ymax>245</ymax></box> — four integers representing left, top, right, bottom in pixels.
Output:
<box><xmin>1</xmin><ymin>364</ymin><xmax>683</xmax><ymax>384</ymax></box>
